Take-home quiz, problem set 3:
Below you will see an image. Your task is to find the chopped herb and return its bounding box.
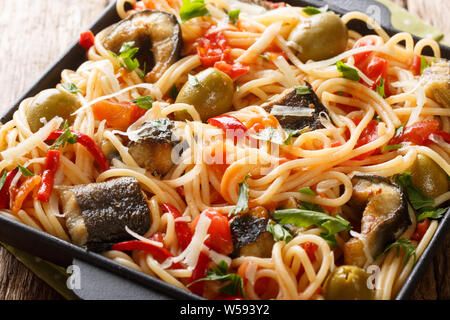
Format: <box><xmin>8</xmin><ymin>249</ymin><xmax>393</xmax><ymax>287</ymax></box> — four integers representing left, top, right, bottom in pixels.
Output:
<box><xmin>295</xmin><ymin>85</ymin><xmax>311</xmax><ymax>95</ymax></box>
<box><xmin>284</xmin><ymin>127</ymin><xmax>310</xmax><ymax>145</ymax></box>
<box><xmin>274</xmin><ymin>208</ymin><xmax>351</xmax><ymax>247</ymax></box>
<box><xmin>383</xmin><ymin>238</ymin><xmax>416</xmax><ymax>266</ymax></box>
<box><xmin>395</xmin><ymin>124</ymin><xmax>405</xmax><ymax>138</ymax></box>
<box><xmin>61</xmin><ymin>82</ymin><xmax>81</xmax><ymax>94</ymax></box>
<box><xmin>394</xmin><ymin>172</ymin><xmax>434</xmax><ymax>210</ymax></box>
<box><xmin>228</xmin><ymin>9</ymin><xmax>240</xmax><ymax>25</ymax></box>
<box><xmin>109</xmin><ymin>41</ymin><xmax>140</xmax><ymax>72</ymax></box>
<box><xmin>299</xmin><ymin>201</ymin><xmax>323</xmax><ymax>212</ymax></box>
<box><xmin>259</xmin><ymin>54</ymin><xmax>270</xmax><ymax>61</ymax></box>
<box><xmin>420</xmin><ymin>56</ymin><xmax>430</xmax><ymax>75</ymax></box>
<box><xmin>169</xmin><ymin>84</ymin><xmax>179</xmax><ymax>100</ymax></box>
<box><xmin>188</xmin><ymin>74</ymin><xmax>200</xmax><ymax>86</ymax></box>
<box><xmin>381</xmin><ymin>144</ymin><xmax>402</xmax><ymax>153</ymax></box>
<box><xmin>250</xmin><ymin>127</ymin><xmax>285</xmax><ymax>145</ymax></box>
<box><xmin>132</xmin><ymin>96</ymin><xmax>154</xmax><ymax>110</ymax></box>
<box><xmin>376</xmin><ymin>77</ymin><xmax>386</xmax><ymax>98</ymax></box>
<box><xmin>302</xmin><ymin>6</ymin><xmax>322</xmax><ymax>15</ymax></box>
<box><xmin>267</xmin><ymin>222</ymin><xmax>293</xmax><ymax>242</ymax></box>
<box><xmin>179</xmin><ymin>0</ymin><xmax>209</xmax><ymax>22</ymax></box>
<box><xmin>298</xmin><ymin>187</ymin><xmax>316</xmax><ymax>196</ymax></box>
<box><xmin>187</xmin><ymin>260</ymin><xmax>246</xmax><ymax>298</ymax></box>
<box><xmin>119</xmin><ymin>41</ymin><xmax>136</xmax><ymax>54</ymax></box>
<box><xmin>136</xmin><ymin>61</ymin><xmax>147</xmax><ymax>82</ymax></box>
<box><xmin>17</xmin><ymin>164</ymin><xmax>35</xmax><ymax>177</ymax></box>
<box><xmin>0</xmin><ymin>170</ymin><xmax>7</xmax><ymax>190</ymax></box>
<box><xmin>417</xmin><ymin>207</ymin><xmax>448</xmax><ymax>222</ymax></box>
<box><xmin>229</xmin><ymin>174</ymin><xmax>251</xmax><ymax>217</ymax></box>
<box><xmin>336</xmin><ymin>61</ymin><xmax>360</xmax><ymax>82</ymax></box>
<box><xmin>50</xmin><ymin>121</ymin><xmax>78</xmax><ymax>150</ymax></box>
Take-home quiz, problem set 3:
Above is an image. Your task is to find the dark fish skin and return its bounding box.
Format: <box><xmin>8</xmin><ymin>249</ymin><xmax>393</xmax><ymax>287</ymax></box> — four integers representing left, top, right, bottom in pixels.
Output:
<box><xmin>230</xmin><ymin>214</ymin><xmax>274</xmax><ymax>258</ymax></box>
<box><xmin>128</xmin><ymin>119</ymin><xmax>179</xmax><ymax>176</ymax></box>
<box><xmin>261</xmin><ymin>82</ymin><xmax>329</xmax><ymax>131</ymax></box>
<box><xmin>344</xmin><ymin>174</ymin><xmax>411</xmax><ymax>267</ymax></box>
<box><xmin>58</xmin><ymin>177</ymin><xmax>151</xmax><ymax>252</ymax></box>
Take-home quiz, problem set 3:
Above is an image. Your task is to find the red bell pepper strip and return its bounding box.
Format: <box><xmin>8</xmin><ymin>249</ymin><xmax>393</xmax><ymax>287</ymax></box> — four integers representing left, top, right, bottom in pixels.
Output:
<box><xmin>161</xmin><ymin>203</ymin><xmax>193</xmax><ymax>250</ymax></box>
<box><xmin>0</xmin><ymin>167</ymin><xmax>19</xmax><ymax>209</ymax></box>
<box><xmin>46</xmin><ymin>130</ymin><xmax>110</xmax><ymax>171</ymax></box>
<box><xmin>36</xmin><ymin>150</ymin><xmax>60</xmax><ymax>202</ymax></box>
<box><xmin>111</xmin><ymin>240</ymin><xmax>182</xmax><ymax>268</ymax></box>
<box><xmin>208</xmin><ymin>115</ymin><xmax>248</xmax><ymax>141</ymax></box>
<box><xmin>411</xmin><ymin>218</ymin><xmax>430</xmax><ymax>241</ymax></box>
<box><xmin>410</xmin><ymin>55</ymin><xmax>422</xmax><ymax>76</ymax></box>
<box><xmin>187</xmin><ymin>250</ymin><xmax>210</xmax><ymax>296</ymax></box>
<box><xmin>79</xmin><ymin>31</ymin><xmax>95</xmax><ymax>50</ymax></box>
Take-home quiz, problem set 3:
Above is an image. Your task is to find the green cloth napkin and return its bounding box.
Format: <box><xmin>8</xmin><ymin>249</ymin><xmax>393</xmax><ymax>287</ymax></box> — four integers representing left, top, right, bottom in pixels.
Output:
<box><xmin>0</xmin><ymin>0</ymin><xmax>445</xmax><ymax>300</ymax></box>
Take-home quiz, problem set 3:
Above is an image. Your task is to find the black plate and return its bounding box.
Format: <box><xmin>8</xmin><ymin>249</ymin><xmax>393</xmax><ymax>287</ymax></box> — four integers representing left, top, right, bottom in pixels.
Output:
<box><xmin>0</xmin><ymin>0</ymin><xmax>448</xmax><ymax>300</ymax></box>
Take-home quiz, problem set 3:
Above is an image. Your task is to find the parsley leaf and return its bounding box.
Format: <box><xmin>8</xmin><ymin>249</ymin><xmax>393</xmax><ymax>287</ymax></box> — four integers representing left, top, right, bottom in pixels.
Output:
<box><xmin>302</xmin><ymin>6</ymin><xmax>322</xmax><ymax>16</ymax></box>
<box><xmin>420</xmin><ymin>56</ymin><xmax>430</xmax><ymax>75</ymax></box>
<box><xmin>284</xmin><ymin>127</ymin><xmax>310</xmax><ymax>145</ymax></box>
<box><xmin>0</xmin><ymin>170</ymin><xmax>8</xmax><ymax>190</ymax></box>
<box><xmin>179</xmin><ymin>0</ymin><xmax>209</xmax><ymax>22</ymax></box>
<box><xmin>381</xmin><ymin>144</ymin><xmax>402</xmax><ymax>153</ymax></box>
<box><xmin>132</xmin><ymin>96</ymin><xmax>154</xmax><ymax>110</ymax></box>
<box><xmin>228</xmin><ymin>9</ymin><xmax>240</xmax><ymax>25</ymax></box>
<box><xmin>376</xmin><ymin>77</ymin><xmax>386</xmax><ymax>98</ymax></box>
<box><xmin>169</xmin><ymin>84</ymin><xmax>179</xmax><ymax>100</ymax></box>
<box><xmin>267</xmin><ymin>222</ymin><xmax>293</xmax><ymax>242</ymax></box>
<box><xmin>383</xmin><ymin>238</ymin><xmax>416</xmax><ymax>266</ymax></box>
<box><xmin>394</xmin><ymin>172</ymin><xmax>434</xmax><ymax>210</ymax></box>
<box><xmin>295</xmin><ymin>85</ymin><xmax>311</xmax><ymax>95</ymax></box>
<box><xmin>61</xmin><ymin>82</ymin><xmax>81</xmax><ymax>94</ymax></box>
<box><xmin>417</xmin><ymin>207</ymin><xmax>448</xmax><ymax>222</ymax></box>
<box><xmin>18</xmin><ymin>164</ymin><xmax>34</xmax><ymax>177</ymax></box>
<box><xmin>336</xmin><ymin>61</ymin><xmax>360</xmax><ymax>82</ymax></box>
<box><xmin>109</xmin><ymin>41</ymin><xmax>140</xmax><ymax>72</ymax></box>
<box><xmin>298</xmin><ymin>187</ymin><xmax>316</xmax><ymax>196</ymax></box>
<box><xmin>136</xmin><ymin>61</ymin><xmax>147</xmax><ymax>82</ymax></box>
<box><xmin>50</xmin><ymin>121</ymin><xmax>78</xmax><ymax>150</ymax></box>
<box><xmin>274</xmin><ymin>208</ymin><xmax>351</xmax><ymax>247</ymax></box>
<box><xmin>229</xmin><ymin>174</ymin><xmax>251</xmax><ymax>217</ymax></box>
<box><xmin>187</xmin><ymin>260</ymin><xmax>246</xmax><ymax>298</ymax></box>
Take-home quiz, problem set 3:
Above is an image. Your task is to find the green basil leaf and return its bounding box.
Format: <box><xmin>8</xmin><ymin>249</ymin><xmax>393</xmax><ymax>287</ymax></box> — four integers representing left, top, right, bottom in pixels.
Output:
<box><xmin>417</xmin><ymin>207</ymin><xmax>447</xmax><ymax>222</ymax></box>
<box><xmin>382</xmin><ymin>238</ymin><xmax>416</xmax><ymax>266</ymax></box>
<box><xmin>132</xmin><ymin>96</ymin><xmax>154</xmax><ymax>110</ymax></box>
<box><xmin>228</xmin><ymin>9</ymin><xmax>240</xmax><ymax>25</ymax></box>
<box><xmin>336</xmin><ymin>61</ymin><xmax>360</xmax><ymax>82</ymax></box>
<box><xmin>18</xmin><ymin>164</ymin><xmax>35</xmax><ymax>177</ymax></box>
<box><xmin>394</xmin><ymin>172</ymin><xmax>434</xmax><ymax>210</ymax></box>
<box><xmin>180</xmin><ymin>0</ymin><xmax>209</xmax><ymax>22</ymax></box>
<box><xmin>267</xmin><ymin>223</ymin><xmax>293</xmax><ymax>242</ymax></box>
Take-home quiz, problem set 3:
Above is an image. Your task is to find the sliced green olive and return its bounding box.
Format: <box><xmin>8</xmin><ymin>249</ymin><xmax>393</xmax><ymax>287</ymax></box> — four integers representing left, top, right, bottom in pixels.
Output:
<box><xmin>26</xmin><ymin>88</ymin><xmax>81</xmax><ymax>133</ymax></box>
<box><xmin>174</xmin><ymin>68</ymin><xmax>234</xmax><ymax>122</ymax></box>
<box><xmin>288</xmin><ymin>12</ymin><xmax>348</xmax><ymax>62</ymax></box>
<box><xmin>410</xmin><ymin>154</ymin><xmax>448</xmax><ymax>198</ymax></box>
<box><xmin>323</xmin><ymin>265</ymin><xmax>374</xmax><ymax>300</ymax></box>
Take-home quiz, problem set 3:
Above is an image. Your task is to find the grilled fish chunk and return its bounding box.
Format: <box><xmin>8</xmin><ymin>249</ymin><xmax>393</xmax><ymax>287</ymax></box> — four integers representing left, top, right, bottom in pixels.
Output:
<box><xmin>261</xmin><ymin>82</ymin><xmax>329</xmax><ymax>131</ymax></box>
<box><xmin>344</xmin><ymin>175</ymin><xmax>410</xmax><ymax>267</ymax></box>
<box><xmin>421</xmin><ymin>60</ymin><xmax>450</xmax><ymax>108</ymax></box>
<box><xmin>230</xmin><ymin>211</ymin><xmax>274</xmax><ymax>258</ymax></box>
<box><xmin>57</xmin><ymin>177</ymin><xmax>150</xmax><ymax>251</ymax></box>
<box><xmin>128</xmin><ymin>118</ymin><xmax>179</xmax><ymax>176</ymax></box>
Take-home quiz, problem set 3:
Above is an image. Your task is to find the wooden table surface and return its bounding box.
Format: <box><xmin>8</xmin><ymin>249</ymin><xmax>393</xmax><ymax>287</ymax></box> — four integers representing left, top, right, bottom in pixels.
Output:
<box><xmin>0</xmin><ymin>0</ymin><xmax>449</xmax><ymax>300</ymax></box>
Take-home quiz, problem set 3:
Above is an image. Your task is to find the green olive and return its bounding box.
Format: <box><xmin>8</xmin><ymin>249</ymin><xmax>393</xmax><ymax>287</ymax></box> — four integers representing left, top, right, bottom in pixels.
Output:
<box><xmin>26</xmin><ymin>88</ymin><xmax>81</xmax><ymax>132</ymax></box>
<box><xmin>323</xmin><ymin>265</ymin><xmax>374</xmax><ymax>300</ymax></box>
<box><xmin>288</xmin><ymin>12</ymin><xmax>348</xmax><ymax>63</ymax></box>
<box><xmin>410</xmin><ymin>154</ymin><xmax>448</xmax><ymax>198</ymax></box>
<box><xmin>174</xmin><ymin>68</ymin><xmax>234</xmax><ymax>122</ymax></box>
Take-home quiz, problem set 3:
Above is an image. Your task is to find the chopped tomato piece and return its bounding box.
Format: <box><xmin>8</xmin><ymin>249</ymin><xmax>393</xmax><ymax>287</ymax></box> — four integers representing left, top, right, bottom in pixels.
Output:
<box><xmin>353</xmin><ymin>38</ymin><xmax>375</xmax><ymax>65</ymax></box>
<box><xmin>79</xmin><ymin>31</ymin><xmax>95</xmax><ymax>50</ymax></box>
<box><xmin>265</xmin><ymin>1</ymin><xmax>286</xmax><ymax>9</ymax></box>
<box><xmin>301</xmin><ymin>241</ymin><xmax>318</xmax><ymax>262</ymax></box>
<box><xmin>392</xmin><ymin>120</ymin><xmax>440</xmax><ymax>146</ymax></box>
<box><xmin>191</xmin><ymin>209</ymin><xmax>233</xmax><ymax>255</ymax></box>
<box><xmin>214</xmin><ymin>61</ymin><xmax>250</xmax><ymax>80</ymax></box>
<box><xmin>351</xmin><ymin>118</ymin><xmax>380</xmax><ymax>160</ymax></box>
<box><xmin>411</xmin><ymin>218</ymin><xmax>430</xmax><ymax>241</ymax></box>
<box><xmin>92</xmin><ymin>100</ymin><xmax>146</xmax><ymax>129</ymax></box>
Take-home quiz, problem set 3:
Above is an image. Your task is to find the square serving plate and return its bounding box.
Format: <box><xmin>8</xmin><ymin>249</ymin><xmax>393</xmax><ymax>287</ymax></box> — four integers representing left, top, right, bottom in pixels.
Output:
<box><xmin>0</xmin><ymin>0</ymin><xmax>448</xmax><ymax>300</ymax></box>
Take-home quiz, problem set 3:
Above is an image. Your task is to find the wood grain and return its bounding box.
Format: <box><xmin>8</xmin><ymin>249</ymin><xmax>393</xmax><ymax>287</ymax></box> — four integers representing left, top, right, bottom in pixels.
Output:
<box><xmin>0</xmin><ymin>0</ymin><xmax>448</xmax><ymax>300</ymax></box>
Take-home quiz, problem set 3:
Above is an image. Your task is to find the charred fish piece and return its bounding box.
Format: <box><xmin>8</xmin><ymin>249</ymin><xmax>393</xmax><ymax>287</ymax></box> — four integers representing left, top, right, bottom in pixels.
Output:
<box><xmin>344</xmin><ymin>175</ymin><xmax>411</xmax><ymax>267</ymax></box>
<box><xmin>128</xmin><ymin>118</ymin><xmax>180</xmax><ymax>176</ymax></box>
<box><xmin>57</xmin><ymin>177</ymin><xmax>151</xmax><ymax>251</ymax></box>
<box><xmin>261</xmin><ymin>82</ymin><xmax>329</xmax><ymax>131</ymax></box>
<box><xmin>230</xmin><ymin>211</ymin><xmax>275</xmax><ymax>258</ymax></box>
